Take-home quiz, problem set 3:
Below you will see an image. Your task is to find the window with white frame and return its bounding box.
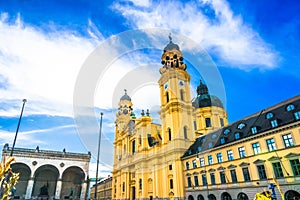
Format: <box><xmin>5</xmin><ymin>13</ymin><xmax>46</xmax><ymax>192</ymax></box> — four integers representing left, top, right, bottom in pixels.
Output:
<box><xmin>266</xmin><ymin>138</ymin><xmax>276</xmax><ymax>151</ymax></box>
<box><xmin>282</xmin><ymin>133</ymin><xmax>294</xmax><ymax>147</ymax></box>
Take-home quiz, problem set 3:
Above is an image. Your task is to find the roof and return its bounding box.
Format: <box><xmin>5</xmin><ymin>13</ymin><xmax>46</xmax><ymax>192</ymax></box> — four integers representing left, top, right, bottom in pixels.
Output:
<box><xmin>183</xmin><ymin>94</ymin><xmax>300</xmax><ymax>158</ymax></box>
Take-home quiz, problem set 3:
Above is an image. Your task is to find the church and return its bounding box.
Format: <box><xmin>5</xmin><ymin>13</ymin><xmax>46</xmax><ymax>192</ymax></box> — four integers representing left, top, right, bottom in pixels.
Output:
<box><xmin>111</xmin><ymin>38</ymin><xmax>300</xmax><ymax>200</ymax></box>
<box><xmin>112</xmin><ymin>37</ymin><xmax>228</xmax><ymax>200</ymax></box>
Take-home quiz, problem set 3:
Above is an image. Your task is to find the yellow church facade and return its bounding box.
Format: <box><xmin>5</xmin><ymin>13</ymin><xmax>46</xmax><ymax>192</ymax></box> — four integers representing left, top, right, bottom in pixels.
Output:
<box><xmin>112</xmin><ymin>38</ymin><xmax>228</xmax><ymax>200</ymax></box>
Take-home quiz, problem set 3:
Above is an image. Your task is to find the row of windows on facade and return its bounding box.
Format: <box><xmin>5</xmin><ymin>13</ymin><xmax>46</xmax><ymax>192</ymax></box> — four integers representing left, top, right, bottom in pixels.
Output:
<box><xmin>115</xmin><ymin>158</ymin><xmax>300</xmax><ymax>191</ymax></box>
<box><xmin>187</xmin><ymin>133</ymin><xmax>295</xmax><ymax>169</ymax></box>
<box><xmin>186</xmin><ymin>158</ymin><xmax>300</xmax><ymax>188</ymax></box>
<box><xmin>116</xmin><ymin>178</ymin><xmax>174</xmax><ymax>193</ymax></box>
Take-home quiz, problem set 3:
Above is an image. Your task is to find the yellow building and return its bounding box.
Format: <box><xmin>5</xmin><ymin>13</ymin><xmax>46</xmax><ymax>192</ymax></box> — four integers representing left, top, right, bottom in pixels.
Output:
<box><xmin>112</xmin><ymin>37</ymin><xmax>227</xmax><ymax>200</ymax></box>
<box><xmin>90</xmin><ymin>176</ymin><xmax>113</xmax><ymax>200</ymax></box>
<box><xmin>182</xmin><ymin>95</ymin><xmax>300</xmax><ymax>200</ymax></box>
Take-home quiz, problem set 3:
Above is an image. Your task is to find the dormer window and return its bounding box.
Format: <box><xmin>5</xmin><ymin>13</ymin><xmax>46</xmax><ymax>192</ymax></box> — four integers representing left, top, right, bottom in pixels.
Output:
<box><xmin>266</xmin><ymin>112</ymin><xmax>274</xmax><ymax>119</ymax></box>
<box><xmin>251</xmin><ymin>126</ymin><xmax>258</xmax><ymax>134</ymax></box>
<box><xmin>197</xmin><ymin>146</ymin><xmax>202</xmax><ymax>152</ymax></box>
<box><xmin>223</xmin><ymin>129</ymin><xmax>231</xmax><ymax>135</ymax></box>
<box><xmin>237</xmin><ymin>123</ymin><xmax>246</xmax><ymax>130</ymax></box>
<box><xmin>235</xmin><ymin>132</ymin><xmax>241</xmax><ymax>140</ymax></box>
<box><xmin>286</xmin><ymin>104</ymin><xmax>295</xmax><ymax>112</ymax></box>
<box><xmin>271</xmin><ymin>119</ymin><xmax>278</xmax><ymax>128</ymax></box>
<box><xmin>294</xmin><ymin>111</ymin><xmax>300</xmax><ymax>120</ymax></box>
<box><xmin>220</xmin><ymin>137</ymin><xmax>226</xmax><ymax>144</ymax></box>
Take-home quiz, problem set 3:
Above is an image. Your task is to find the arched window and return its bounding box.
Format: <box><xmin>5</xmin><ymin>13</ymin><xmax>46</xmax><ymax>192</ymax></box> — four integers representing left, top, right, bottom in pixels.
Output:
<box><xmin>168</xmin><ymin>128</ymin><xmax>172</xmax><ymax>141</ymax></box>
<box><xmin>221</xmin><ymin>192</ymin><xmax>232</xmax><ymax>200</ymax></box>
<box><xmin>237</xmin><ymin>123</ymin><xmax>246</xmax><ymax>130</ymax></box>
<box><xmin>223</xmin><ymin>129</ymin><xmax>231</xmax><ymax>135</ymax></box>
<box><xmin>169</xmin><ymin>179</ymin><xmax>173</xmax><ymax>189</ymax></box>
<box><xmin>205</xmin><ymin>118</ymin><xmax>212</xmax><ymax>127</ymax></box>
<box><xmin>139</xmin><ymin>179</ymin><xmax>142</xmax><ymax>190</ymax></box>
<box><xmin>180</xmin><ymin>89</ymin><xmax>184</xmax><ymax>101</ymax></box>
<box><xmin>188</xmin><ymin>195</ymin><xmax>194</xmax><ymax>200</ymax></box>
<box><xmin>266</xmin><ymin>112</ymin><xmax>274</xmax><ymax>119</ymax></box>
<box><xmin>237</xmin><ymin>192</ymin><xmax>249</xmax><ymax>200</ymax></box>
<box><xmin>208</xmin><ymin>194</ymin><xmax>217</xmax><ymax>200</ymax></box>
<box><xmin>286</xmin><ymin>104</ymin><xmax>295</xmax><ymax>112</ymax></box>
<box><xmin>166</xmin><ymin>92</ymin><xmax>169</xmax><ymax>103</ymax></box>
<box><xmin>197</xmin><ymin>195</ymin><xmax>204</xmax><ymax>200</ymax></box>
<box><xmin>184</xmin><ymin>126</ymin><xmax>188</xmax><ymax>139</ymax></box>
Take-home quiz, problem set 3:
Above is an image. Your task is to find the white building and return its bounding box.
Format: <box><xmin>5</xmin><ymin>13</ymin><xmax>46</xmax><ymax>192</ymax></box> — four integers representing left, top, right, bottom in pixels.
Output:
<box><xmin>2</xmin><ymin>144</ymin><xmax>91</xmax><ymax>200</ymax></box>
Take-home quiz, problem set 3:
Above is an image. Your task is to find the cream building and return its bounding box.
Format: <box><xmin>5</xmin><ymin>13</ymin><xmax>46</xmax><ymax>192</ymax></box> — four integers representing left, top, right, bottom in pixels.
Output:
<box><xmin>112</xmin><ymin>37</ymin><xmax>227</xmax><ymax>200</ymax></box>
<box><xmin>182</xmin><ymin>95</ymin><xmax>300</xmax><ymax>200</ymax></box>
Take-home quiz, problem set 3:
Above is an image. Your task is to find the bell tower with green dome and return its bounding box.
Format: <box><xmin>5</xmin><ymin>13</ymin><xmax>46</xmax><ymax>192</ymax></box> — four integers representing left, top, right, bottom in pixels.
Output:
<box><xmin>192</xmin><ymin>79</ymin><xmax>228</xmax><ymax>136</ymax></box>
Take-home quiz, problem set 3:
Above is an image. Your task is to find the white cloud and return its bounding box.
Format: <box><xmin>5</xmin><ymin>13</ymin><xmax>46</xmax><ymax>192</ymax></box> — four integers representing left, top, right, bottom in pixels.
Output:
<box><xmin>0</xmin><ymin>13</ymin><xmax>99</xmax><ymax>117</ymax></box>
<box><xmin>112</xmin><ymin>0</ymin><xmax>278</xmax><ymax>69</ymax></box>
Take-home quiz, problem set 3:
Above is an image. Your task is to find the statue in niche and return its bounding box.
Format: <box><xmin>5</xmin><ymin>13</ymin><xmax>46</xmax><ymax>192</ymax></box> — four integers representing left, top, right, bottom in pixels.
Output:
<box><xmin>39</xmin><ymin>183</ymin><xmax>49</xmax><ymax>196</ymax></box>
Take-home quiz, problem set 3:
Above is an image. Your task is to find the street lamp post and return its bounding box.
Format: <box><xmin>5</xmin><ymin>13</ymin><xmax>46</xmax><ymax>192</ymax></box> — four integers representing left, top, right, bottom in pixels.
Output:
<box><xmin>10</xmin><ymin>99</ymin><xmax>27</xmax><ymax>156</ymax></box>
<box><xmin>94</xmin><ymin>112</ymin><xmax>103</xmax><ymax>200</ymax></box>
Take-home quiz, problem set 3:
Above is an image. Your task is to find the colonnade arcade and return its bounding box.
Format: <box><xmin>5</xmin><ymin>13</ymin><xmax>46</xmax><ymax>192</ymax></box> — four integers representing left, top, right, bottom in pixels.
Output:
<box><xmin>12</xmin><ymin>163</ymin><xmax>86</xmax><ymax>199</ymax></box>
<box><xmin>2</xmin><ymin>144</ymin><xmax>91</xmax><ymax>200</ymax></box>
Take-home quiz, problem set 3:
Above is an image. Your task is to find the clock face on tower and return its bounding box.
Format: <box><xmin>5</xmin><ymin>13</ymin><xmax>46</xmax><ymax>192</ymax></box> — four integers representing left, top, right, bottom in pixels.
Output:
<box><xmin>179</xmin><ymin>80</ymin><xmax>184</xmax><ymax>87</ymax></box>
<box><xmin>164</xmin><ymin>82</ymin><xmax>169</xmax><ymax>90</ymax></box>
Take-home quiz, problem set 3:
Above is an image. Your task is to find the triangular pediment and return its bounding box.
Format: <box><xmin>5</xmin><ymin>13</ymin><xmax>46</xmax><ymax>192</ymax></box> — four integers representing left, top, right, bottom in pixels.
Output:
<box><xmin>268</xmin><ymin>156</ymin><xmax>281</xmax><ymax>161</ymax></box>
<box><xmin>208</xmin><ymin>168</ymin><xmax>216</xmax><ymax>173</ymax></box>
<box><xmin>239</xmin><ymin>162</ymin><xmax>250</xmax><ymax>167</ymax></box>
<box><xmin>227</xmin><ymin>164</ymin><xmax>237</xmax><ymax>169</ymax></box>
<box><xmin>217</xmin><ymin>166</ymin><xmax>225</xmax><ymax>171</ymax></box>
<box><xmin>284</xmin><ymin>152</ymin><xmax>300</xmax><ymax>158</ymax></box>
<box><xmin>253</xmin><ymin>159</ymin><xmax>265</xmax><ymax>164</ymax></box>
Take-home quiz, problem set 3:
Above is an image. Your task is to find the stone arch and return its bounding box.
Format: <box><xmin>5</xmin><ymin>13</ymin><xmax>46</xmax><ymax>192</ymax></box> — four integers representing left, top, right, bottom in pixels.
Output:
<box><xmin>208</xmin><ymin>194</ymin><xmax>216</xmax><ymax>200</ymax></box>
<box><xmin>60</xmin><ymin>166</ymin><xmax>85</xmax><ymax>199</ymax></box>
<box><xmin>11</xmin><ymin>162</ymin><xmax>31</xmax><ymax>198</ymax></box>
<box><xmin>32</xmin><ymin>164</ymin><xmax>59</xmax><ymax>199</ymax></box>
<box><xmin>285</xmin><ymin>190</ymin><xmax>300</xmax><ymax>200</ymax></box>
<box><xmin>188</xmin><ymin>195</ymin><xmax>194</xmax><ymax>200</ymax></box>
<box><xmin>237</xmin><ymin>192</ymin><xmax>249</xmax><ymax>200</ymax></box>
<box><xmin>197</xmin><ymin>194</ymin><xmax>204</xmax><ymax>200</ymax></box>
<box><xmin>221</xmin><ymin>192</ymin><xmax>232</xmax><ymax>200</ymax></box>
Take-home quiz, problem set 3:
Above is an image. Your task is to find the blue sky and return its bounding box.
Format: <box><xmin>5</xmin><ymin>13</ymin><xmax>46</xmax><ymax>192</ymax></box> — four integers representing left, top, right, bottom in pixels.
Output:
<box><xmin>0</xmin><ymin>0</ymin><xmax>299</xmax><ymax>177</ymax></box>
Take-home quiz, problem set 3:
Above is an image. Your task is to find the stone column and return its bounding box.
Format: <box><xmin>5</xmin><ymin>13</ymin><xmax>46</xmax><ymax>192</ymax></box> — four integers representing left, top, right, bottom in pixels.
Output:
<box><xmin>80</xmin><ymin>181</ymin><xmax>88</xmax><ymax>200</ymax></box>
<box><xmin>25</xmin><ymin>178</ymin><xmax>34</xmax><ymax>200</ymax></box>
<box><xmin>55</xmin><ymin>179</ymin><xmax>62</xmax><ymax>200</ymax></box>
